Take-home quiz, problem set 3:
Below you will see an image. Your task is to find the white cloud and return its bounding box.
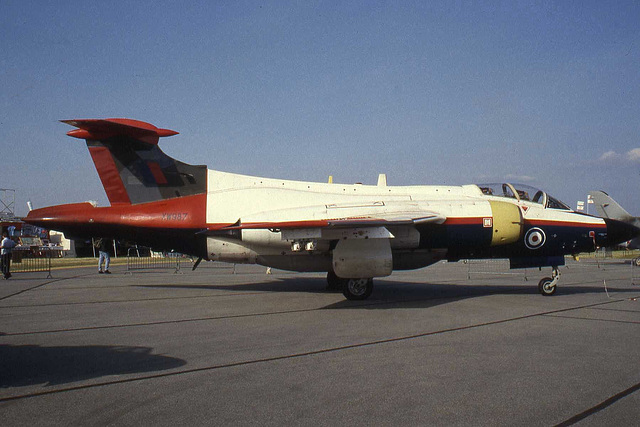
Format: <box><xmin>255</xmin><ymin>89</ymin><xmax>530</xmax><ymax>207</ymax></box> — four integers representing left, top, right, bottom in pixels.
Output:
<box><xmin>597</xmin><ymin>149</ymin><xmax>640</xmax><ymax>163</ymax></box>
<box><xmin>598</xmin><ymin>150</ymin><xmax>621</xmax><ymax>161</ymax></box>
<box><xmin>504</xmin><ymin>174</ymin><xmax>536</xmax><ymax>182</ymax></box>
<box><xmin>627</xmin><ymin>148</ymin><xmax>640</xmax><ymax>162</ymax></box>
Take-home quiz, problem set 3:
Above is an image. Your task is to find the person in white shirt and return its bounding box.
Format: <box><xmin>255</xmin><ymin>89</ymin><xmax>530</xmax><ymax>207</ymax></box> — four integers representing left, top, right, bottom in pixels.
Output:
<box><xmin>1</xmin><ymin>231</ymin><xmax>16</xmax><ymax>279</ymax></box>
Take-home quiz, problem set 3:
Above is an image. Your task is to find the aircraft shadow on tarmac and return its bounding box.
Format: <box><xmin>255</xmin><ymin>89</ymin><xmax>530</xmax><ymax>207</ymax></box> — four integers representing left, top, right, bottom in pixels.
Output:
<box><xmin>0</xmin><ymin>344</ymin><xmax>186</xmax><ymax>388</ymax></box>
<box><xmin>137</xmin><ymin>277</ymin><xmax>639</xmax><ymax>309</ymax></box>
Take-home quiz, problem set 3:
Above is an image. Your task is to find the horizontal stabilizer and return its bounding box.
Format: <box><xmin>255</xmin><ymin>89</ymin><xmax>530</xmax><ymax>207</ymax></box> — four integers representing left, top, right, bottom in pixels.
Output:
<box><xmin>62</xmin><ymin>118</ymin><xmax>178</xmax><ymax>145</ymax></box>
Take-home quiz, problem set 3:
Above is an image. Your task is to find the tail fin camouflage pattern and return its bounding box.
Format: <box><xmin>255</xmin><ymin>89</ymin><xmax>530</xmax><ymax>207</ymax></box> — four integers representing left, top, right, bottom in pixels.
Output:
<box><xmin>63</xmin><ymin>119</ymin><xmax>206</xmax><ymax>205</ymax></box>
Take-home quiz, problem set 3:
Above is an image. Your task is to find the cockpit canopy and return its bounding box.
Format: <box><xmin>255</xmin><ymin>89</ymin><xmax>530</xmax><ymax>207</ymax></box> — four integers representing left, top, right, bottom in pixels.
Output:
<box><xmin>477</xmin><ymin>183</ymin><xmax>571</xmax><ymax>210</ymax></box>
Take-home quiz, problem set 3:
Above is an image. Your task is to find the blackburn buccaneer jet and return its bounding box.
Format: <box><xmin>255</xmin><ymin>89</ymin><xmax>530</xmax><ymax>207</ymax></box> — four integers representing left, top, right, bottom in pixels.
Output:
<box><xmin>26</xmin><ymin>119</ymin><xmax>640</xmax><ymax>300</ymax></box>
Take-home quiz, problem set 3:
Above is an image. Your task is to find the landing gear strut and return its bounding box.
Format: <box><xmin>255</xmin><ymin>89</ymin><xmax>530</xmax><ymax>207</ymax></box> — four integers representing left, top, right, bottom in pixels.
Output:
<box><xmin>538</xmin><ymin>266</ymin><xmax>560</xmax><ymax>296</ymax></box>
<box><xmin>326</xmin><ymin>271</ymin><xmax>342</xmax><ymax>291</ymax></box>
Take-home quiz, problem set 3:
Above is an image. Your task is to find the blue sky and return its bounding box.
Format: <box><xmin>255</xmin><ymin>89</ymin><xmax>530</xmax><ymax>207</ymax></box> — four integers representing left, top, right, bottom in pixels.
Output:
<box><xmin>1</xmin><ymin>1</ymin><xmax>639</xmax><ymax>217</ymax></box>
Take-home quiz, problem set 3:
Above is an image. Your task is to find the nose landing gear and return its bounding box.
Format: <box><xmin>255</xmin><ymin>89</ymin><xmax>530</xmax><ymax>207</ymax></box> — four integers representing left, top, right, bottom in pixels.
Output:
<box><xmin>538</xmin><ymin>266</ymin><xmax>560</xmax><ymax>296</ymax></box>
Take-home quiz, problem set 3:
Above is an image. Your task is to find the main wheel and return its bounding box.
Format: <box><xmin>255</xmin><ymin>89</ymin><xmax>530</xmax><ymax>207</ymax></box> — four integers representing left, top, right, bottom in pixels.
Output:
<box><xmin>538</xmin><ymin>277</ymin><xmax>556</xmax><ymax>296</ymax></box>
<box><xmin>326</xmin><ymin>271</ymin><xmax>343</xmax><ymax>291</ymax></box>
<box><xmin>342</xmin><ymin>278</ymin><xmax>373</xmax><ymax>300</ymax></box>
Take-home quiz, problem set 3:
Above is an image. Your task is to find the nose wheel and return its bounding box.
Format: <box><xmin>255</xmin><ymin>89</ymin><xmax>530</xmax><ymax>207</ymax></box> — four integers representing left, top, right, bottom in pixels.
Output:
<box><xmin>538</xmin><ymin>267</ymin><xmax>560</xmax><ymax>296</ymax></box>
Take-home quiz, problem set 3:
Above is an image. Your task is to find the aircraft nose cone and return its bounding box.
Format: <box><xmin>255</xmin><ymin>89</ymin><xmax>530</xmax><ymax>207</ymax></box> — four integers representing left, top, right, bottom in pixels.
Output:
<box><xmin>603</xmin><ymin>218</ymin><xmax>640</xmax><ymax>247</ymax></box>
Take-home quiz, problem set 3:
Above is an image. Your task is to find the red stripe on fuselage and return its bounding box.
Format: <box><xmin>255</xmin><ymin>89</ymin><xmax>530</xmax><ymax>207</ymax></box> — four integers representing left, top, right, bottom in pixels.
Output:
<box><xmin>526</xmin><ymin>219</ymin><xmax>606</xmax><ymax>228</ymax></box>
<box><xmin>443</xmin><ymin>217</ymin><xmax>606</xmax><ymax>229</ymax></box>
<box><xmin>444</xmin><ymin>217</ymin><xmax>483</xmax><ymax>225</ymax></box>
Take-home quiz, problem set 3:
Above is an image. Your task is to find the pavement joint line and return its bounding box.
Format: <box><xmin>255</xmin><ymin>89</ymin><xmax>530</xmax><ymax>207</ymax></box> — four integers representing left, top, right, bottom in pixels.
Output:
<box><xmin>7</xmin><ymin>274</ymin><xmax>629</xmax><ymax>310</ymax></box>
<box><xmin>3</xmin><ymin>287</ymin><xmax>639</xmax><ymax>336</ymax></box>
<box><xmin>4</xmin><ymin>282</ymin><xmax>634</xmax><ymax>312</ymax></box>
<box><xmin>543</xmin><ymin>314</ymin><xmax>640</xmax><ymax>325</ymax></box>
<box><xmin>0</xmin><ymin>292</ymin><xmax>268</xmax><ymax>309</ymax></box>
<box><xmin>0</xmin><ymin>295</ymin><xmax>635</xmax><ymax>403</ymax></box>
<box><xmin>0</xmin><ymin>307</ymin><xmax>324</xmax><ymax>336</ymax></box>
<box><xmin>0</xmin><ymin>288</ymin><xmax>537</xmax><ymax>336</ymax></box>
<box><xmin>33</xmin><ymin>281</ymin><xmax>247</xmax><ymax>291</ymax></box>
<box><xmin>554</xmin><ymin>380</ymin><xmax>640</xmax><ymax>427</ymax></box>
<box><xmin>586</xmin><ymin>307</ymin><xmax>640</xmax><ymax>314</ymax></box>
<box><xmin>0</xmin><ymin>286</ymin><xmax>516</xmax><ymax>311</ymax></box>
<box><xmin>0</xmin><ymin>273</ymin><xmax>96</xmax><ymax>302</ymax></box>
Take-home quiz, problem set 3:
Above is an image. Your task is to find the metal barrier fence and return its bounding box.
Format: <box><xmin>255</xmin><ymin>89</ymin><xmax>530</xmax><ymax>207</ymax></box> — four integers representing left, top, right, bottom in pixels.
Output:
<box><xmin>9</xmin><ymin>248</ymin><xmax>63</xmax><ymax>278</ymax></box>
<box><xmin>126</xmin><ymin>247</ymin><xmax>191</xmax><ymax>273</ymax></box>
<box><xmin>577</xmin><ymin>250</ymin><xmax>640</xmax><ymax>286</ymax></box>
<box><xmin>463</xmin><ymin>258</ymin><xmax>529</xmax><ymax>281</ymax></box>
<box><xmin>593</xmin><ymin>248</ymin><xmax>612</xmax><ymax>259</ymax></box>
<box><xmin>631</xmin><ymin>257</ymin><xmax>640</xmax><ymax>286</ymax></box>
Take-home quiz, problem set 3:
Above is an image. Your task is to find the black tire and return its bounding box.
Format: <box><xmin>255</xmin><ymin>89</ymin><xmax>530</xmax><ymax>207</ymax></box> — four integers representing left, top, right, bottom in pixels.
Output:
<box><xmin>538</xmin><ymin>277</ymin><xmax>556</xmax><ymax>296</ymax></box>
<box><xmin>326</xmin><ymin>271</ymin><xmax>343</xmax><ymax>291</ymax></box>
<box><xmin>342</xmin><ymin>278</ymin><xmax>373</xmax><ymax>300</ymax></box>
<box><xmin>634</xmin><ymin>258</ymin><xmax>640</xmax><ymax>267</ymax></box>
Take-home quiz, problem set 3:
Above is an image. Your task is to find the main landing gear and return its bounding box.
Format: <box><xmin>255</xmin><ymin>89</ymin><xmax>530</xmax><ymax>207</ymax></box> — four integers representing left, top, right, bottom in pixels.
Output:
<box><xmin>326</xmin><ymin>271</ymin><xmax>342</xmax><ymax>291</ymax></box>
<box><xmin>342</xmin><ymin>278</ymin><xmax>374</xmax><ymax>300</ymax></box>
<box><xmin>538</xmin><ymin>266</ymin><xmax>560</xmax><ymax>296</ymax></box>
<box><xmin>326</xmin><ymin>272</ymin><xmax>374</xmax><ymax>300</ymax></box>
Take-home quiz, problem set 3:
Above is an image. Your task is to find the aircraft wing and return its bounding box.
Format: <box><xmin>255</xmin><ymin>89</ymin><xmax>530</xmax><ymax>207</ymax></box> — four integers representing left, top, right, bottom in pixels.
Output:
<box><xmin>204</xmin><ymin>211</ymin><xmax>444</xmax><ymax>243</ymax></box>
<box><xmin>220</xmin><ymin>212</ymin><xmax>445</xmax><ymax>231</ymax></box>
<box><xmin>202</xmin><ymin>205</ymin><xmax>446</xmax><ymax>240</ymax></box>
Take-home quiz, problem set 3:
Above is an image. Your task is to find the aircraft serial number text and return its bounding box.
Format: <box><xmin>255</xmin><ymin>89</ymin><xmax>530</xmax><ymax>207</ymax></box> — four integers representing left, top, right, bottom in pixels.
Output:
<box><xmin>162</xmin><ymin>213</ymin><xmax>189</xmax><ymax>221</ymax></box>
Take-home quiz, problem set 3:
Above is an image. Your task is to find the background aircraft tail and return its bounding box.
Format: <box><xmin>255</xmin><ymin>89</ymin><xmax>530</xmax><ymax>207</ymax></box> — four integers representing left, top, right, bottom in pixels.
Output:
<box><xmin>63</xmin><ymin>119</ymin><xmax>207</xmax><ymax>205</ymax></box>
<box><xmin>588</xmin><ymin>191</ymin><xmax>637</xmax><ymax>223</ymax></box>
<box><xmin>589</xmin><ymin>190</ymin><xmax>640</xmax><ymax>249</ymax></box>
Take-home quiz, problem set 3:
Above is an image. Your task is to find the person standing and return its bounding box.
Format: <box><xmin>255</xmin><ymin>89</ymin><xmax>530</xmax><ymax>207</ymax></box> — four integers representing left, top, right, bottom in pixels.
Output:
<box><xmin>96</xmin><ymin>238</ymin><xmax>112</xmax><ymax>274</ymax></box>
<box><xmin>1</xmin><ymin>231</ymin><xmax>16</xmax><ymax>279</ymax></box>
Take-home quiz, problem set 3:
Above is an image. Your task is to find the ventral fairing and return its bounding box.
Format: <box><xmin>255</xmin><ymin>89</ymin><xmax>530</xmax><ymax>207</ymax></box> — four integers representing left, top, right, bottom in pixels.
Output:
<box><xmin>26</xmin><ymin>119</ymin><xmax>640</xmax><ymax>300</ymax></box>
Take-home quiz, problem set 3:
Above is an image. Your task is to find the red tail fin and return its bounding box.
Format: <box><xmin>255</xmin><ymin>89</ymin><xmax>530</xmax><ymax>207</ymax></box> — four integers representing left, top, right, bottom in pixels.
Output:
<box><xmin>63</xmin><ymin>119</ymin><xmax>206</xmax><ymax>206</ymax></box>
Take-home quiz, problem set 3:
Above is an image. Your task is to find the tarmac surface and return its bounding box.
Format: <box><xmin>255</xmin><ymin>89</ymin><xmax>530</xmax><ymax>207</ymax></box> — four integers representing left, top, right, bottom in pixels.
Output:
<box><xmin>0</xmin><ymin>258</ymin><xmax>639</xmax><ymax>426</ymax></box>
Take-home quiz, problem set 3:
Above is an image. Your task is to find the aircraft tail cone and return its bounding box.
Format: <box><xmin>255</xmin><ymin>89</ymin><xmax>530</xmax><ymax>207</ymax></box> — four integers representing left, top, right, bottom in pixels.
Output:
<box><xmin>603</xmin><ymin>218</ymin><xmax>640</xmax><ymax>247</ymax></box>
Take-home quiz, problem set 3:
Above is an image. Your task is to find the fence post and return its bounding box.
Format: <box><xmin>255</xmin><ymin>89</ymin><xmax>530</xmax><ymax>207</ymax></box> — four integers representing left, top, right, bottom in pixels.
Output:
<box><xmin>46</xmin><ymin>248</ymin><xmax>52</xmax><ymax>279</ymax></box>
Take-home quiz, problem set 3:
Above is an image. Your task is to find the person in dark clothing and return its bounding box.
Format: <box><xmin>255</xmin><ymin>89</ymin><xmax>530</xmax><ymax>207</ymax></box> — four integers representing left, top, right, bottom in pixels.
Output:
<box><xmin>96</xmin><ymin>238</ymin><xmax>112</xmax><ymax>274</ymax></box>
